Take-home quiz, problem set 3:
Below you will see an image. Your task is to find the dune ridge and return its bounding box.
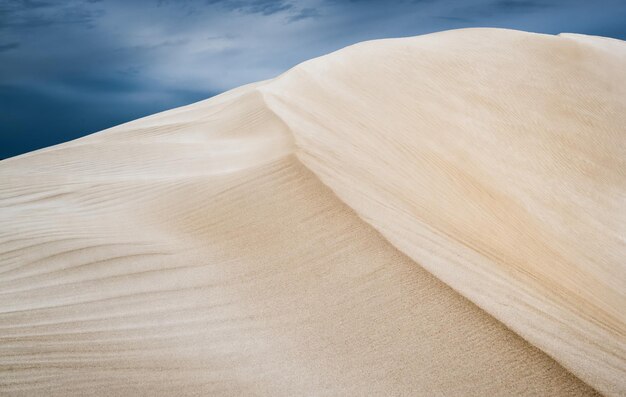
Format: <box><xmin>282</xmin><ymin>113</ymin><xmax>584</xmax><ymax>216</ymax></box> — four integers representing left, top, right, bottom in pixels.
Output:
<box><xmin>0</xmin><ymin>28</ymin><xmax>624</xmax><ymax>395</ymax></box>
<box><xmin>259</xmin><ymin>28</ymin><xmax>626</xmax><ymax>395</ymax></box>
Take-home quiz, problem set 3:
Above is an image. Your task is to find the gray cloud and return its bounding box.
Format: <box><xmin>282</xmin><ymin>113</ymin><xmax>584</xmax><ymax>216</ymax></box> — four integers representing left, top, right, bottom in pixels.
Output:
<box><xmin>436</xmin><ymin>0</ymin><xmax>555</xmax><ymax>21</ymax></box>
<box><xmin>288</xmin><ymin>7</ymin><xmax>321</xmax><ymax>22</ymax></box>
<box><xmin>492</xmin><ymin>0</ymin><xmax>552</xmax><ymax>11</ymax></box>
<box><xmin>156</xmin><ymin>0</ymin><xmax>294</xmax><ymax>16</ymax></box>
<box><xmin>219</xmin><ymin>0</ymin><xmax>293</xmax><ymax>15</ymax></box>
<box><xmin>435</xmin><ymin>15</ymin><xmax>473</xmax><ymax>22</ymax></box>
<box><xmin>0</xmin><ymin>0</ymin><xmax>105</xmax><ymax>29</ymax></box>
<box><xmin>0</xmin><ymin>42</ymin><xmax>19</xmax><ymax>52</ymax></box>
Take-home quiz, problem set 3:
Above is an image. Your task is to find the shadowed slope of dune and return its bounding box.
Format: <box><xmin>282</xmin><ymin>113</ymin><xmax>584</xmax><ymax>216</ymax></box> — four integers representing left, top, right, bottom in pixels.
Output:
<box><xmin>0</xmin><ymin>28</ymin><xmax>624</xmax><ymax>396</ymax></box>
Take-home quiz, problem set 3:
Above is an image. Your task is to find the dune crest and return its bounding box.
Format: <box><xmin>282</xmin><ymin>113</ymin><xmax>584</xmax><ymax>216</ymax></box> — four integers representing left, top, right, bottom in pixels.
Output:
<box><xmin>259</xmin><ymin>28</ymin><xmax>626</xmax><ymax>395</ymax></box>
<box><xmin>1</xmin><ymin>28</ymin><xmax>624</xmax><ymax>396</ymax></box>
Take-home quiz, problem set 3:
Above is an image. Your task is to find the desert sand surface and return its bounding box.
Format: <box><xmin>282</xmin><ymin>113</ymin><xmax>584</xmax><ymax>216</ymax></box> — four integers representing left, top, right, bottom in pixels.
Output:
<box><xmin>0</xmin><ymin>28</ymin><xmax>624</xmax><ymax>396</ymax></box>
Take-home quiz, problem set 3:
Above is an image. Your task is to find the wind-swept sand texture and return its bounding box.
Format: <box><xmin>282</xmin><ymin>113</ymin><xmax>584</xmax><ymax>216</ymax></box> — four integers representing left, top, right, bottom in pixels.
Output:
<box><xmin>0</xmin><ymin>28</ymin><xmax>624</xmax><ymax>396</ymax></box>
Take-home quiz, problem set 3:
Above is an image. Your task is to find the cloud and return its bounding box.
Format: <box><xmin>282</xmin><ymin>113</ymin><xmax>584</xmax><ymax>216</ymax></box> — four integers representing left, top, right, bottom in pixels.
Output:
<box><xmin>238</xmin><ymin>0</ymin><xmax>293</xmax><ymax>15</ymax></box>
<box><xmin>438</xmin><ymin>0</ymin><xmax>554</xmax><ymax>20</ymax></box>
<box><xmin>491</xmin><ymin>0</ymin><xmax>551</xmax><ymax>12</ymax></box>
<box><xmin>288</xmin><ymin>7</ymin><xmax>320</xmax><ymax>22</ymax></box>
<box><xmin>0</xmin><ymin>42</ymin><xmax>19</xmax><ymax>52</ymax></box>
<box><xmin>435</xmin><ymin>15</ymin><xmax>474</xmax><ymax>23</ymax></box>
<box><xmin>202</xmin><ymin>0</ymin><xmax>293</xmax><ymax>15</ymax></box>
<box><xmin>0</xmin><ymin>0</ymin><xmax>105</xmax><ymax>30</ymax></box>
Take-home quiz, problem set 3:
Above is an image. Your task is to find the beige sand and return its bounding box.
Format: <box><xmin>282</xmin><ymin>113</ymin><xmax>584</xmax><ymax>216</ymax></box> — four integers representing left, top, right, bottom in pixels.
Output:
<box><xmin>0</xmin><ymin>28</ymin><xmax>623</xmax><ymax>395</ymax></box>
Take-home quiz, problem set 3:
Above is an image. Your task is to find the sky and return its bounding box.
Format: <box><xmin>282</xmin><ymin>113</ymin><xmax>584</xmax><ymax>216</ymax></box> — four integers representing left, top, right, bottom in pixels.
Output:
<box><xmin>1</xmin><ymin>0</ymin><xmax>625</xmax><ymax>159</ymax></box>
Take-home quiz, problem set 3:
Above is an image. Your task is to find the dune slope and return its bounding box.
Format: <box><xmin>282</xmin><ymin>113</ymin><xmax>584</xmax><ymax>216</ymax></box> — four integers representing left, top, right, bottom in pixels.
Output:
<box><xmin>1</xmin><ymin>28</ymin><xmax>624</xmax><ymax>395</ymax></box>
<box><xmin>260</xmin><ymin>28</ymin><xmax>626</xmax><ymax>395</ymax></box>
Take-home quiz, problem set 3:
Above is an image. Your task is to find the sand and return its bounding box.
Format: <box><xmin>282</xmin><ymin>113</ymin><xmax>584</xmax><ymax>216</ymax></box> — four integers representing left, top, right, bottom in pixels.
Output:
<box><xmin>0</xmin><ymin>28</ymin><xmax>624</xmax><ymax>396</ymax></box>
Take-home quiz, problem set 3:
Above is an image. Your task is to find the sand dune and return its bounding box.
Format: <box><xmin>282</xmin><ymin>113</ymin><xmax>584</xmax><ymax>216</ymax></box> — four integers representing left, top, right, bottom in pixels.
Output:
<box><xmin>1</xmin><ymin>28</ymin><xmax>624</xmax><ymax>395</ymax></box>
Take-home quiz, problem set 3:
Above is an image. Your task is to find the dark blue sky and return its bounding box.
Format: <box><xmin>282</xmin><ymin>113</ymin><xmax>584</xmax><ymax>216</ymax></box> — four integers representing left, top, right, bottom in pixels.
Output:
<box><xmin>1</xmin><ymin>0</ymin><xmax>625</xmax><ymax>159</ymax></box>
